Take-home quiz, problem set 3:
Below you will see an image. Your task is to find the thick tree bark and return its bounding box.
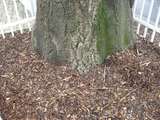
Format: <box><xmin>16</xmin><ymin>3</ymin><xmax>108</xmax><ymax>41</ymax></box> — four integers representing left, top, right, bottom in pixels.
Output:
<box><xmin>32</xmin><ymin>0</ymin><xmax>135</xmax><ymax>73</ymax></box>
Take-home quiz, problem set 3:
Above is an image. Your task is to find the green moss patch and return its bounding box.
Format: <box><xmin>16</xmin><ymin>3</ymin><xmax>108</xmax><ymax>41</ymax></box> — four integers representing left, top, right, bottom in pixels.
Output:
<box><xmin>96</xmin><ymin>0</ymin><xmax>134</xmax><ymax>63</ymax></box>
<box><xmin>96</xmin><ymin>0</ymin><xmax>116</xmax><ymax>63</ymax></box>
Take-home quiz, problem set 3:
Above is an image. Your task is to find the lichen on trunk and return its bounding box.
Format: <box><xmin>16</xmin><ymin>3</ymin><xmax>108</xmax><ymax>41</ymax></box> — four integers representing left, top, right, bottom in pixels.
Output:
<box><xmin>32</xmin><ymin>0</ymin><xmax>135</xmax><ymax>73</ymax></box>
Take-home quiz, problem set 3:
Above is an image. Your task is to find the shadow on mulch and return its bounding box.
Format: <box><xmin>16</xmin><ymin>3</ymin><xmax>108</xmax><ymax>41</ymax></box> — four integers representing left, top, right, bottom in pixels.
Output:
<box><xmin>0</xmin><ymin>32</ymin><xmax>160</xmax><ymax>120</ymax></box>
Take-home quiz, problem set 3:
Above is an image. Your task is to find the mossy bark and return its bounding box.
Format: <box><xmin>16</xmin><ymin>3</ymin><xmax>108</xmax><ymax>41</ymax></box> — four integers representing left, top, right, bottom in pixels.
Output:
<box><xmin>32</xmin><ymin>0</ymin><xmax>135</xmax><ymax>73</ymax></box>
<box><xmin>96</xmin><ymin>0</ymin><xmax>134</xmax><ymax>63</ymax></box>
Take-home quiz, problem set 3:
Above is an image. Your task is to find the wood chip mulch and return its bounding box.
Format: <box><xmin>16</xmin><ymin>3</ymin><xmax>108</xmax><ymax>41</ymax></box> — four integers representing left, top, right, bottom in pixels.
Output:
<box><xmin>0</xmin><ymin>32</ymin><xmax>160</xmax><ymax>120</ymax></box>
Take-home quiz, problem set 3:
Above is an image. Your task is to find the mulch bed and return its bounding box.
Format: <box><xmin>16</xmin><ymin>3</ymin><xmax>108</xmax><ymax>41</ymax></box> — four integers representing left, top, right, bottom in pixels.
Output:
<box><xmin>0</xmin><ymin>32</ymin><xmax>160</xmax><ymax>120</ymax></box>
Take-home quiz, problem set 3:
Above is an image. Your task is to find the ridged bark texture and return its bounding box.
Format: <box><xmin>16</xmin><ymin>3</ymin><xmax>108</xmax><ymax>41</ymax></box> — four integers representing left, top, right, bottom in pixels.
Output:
<box><xmin>32</xmin><ymin>0</ymin><xmax>135</xmax><ymax>73</ymax></box>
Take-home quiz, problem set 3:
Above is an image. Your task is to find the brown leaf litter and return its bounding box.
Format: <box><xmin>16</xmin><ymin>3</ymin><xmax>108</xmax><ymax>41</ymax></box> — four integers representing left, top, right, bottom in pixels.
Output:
<box><xmin>0</xmin><ymin>32</ymin><xmax>160</xmax><ymax>120</ymax></box>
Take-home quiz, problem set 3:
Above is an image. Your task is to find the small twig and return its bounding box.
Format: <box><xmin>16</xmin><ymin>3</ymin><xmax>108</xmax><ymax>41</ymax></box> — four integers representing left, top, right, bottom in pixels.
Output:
<box><xmin>136</xmin><ymin>48</ymin><xmax>140</xmax><ymax>56</ymax></box>
<box><xmin>140</xmin><ymin>61</ymin><xmax>151</xmax><ymax>66</ymax></box>
<box><xmin>103</xmin><ymin>65</ymin><xmax>106</xmax><ymax>83</ymax></box>
<box><xmin>119</xmin><ymin>88</ymin><xmax>137</xmax><ymax>102</ymax></box>
<box><xmin>62</xmin><ymin>76</ymin><xmax>72</xmax><ymax>81</ymax></box>
<box><xmin>90</xmin><ymin>87</ymin><xmax>109</xmax><ymax>90</ymax></box>
<box><xmin>145</xmin><ymin>113</ymin><xmax>155</xmax><ymax>120</ymax></box>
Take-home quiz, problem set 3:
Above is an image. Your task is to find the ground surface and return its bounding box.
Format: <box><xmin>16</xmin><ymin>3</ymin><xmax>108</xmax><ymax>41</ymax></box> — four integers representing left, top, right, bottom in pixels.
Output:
<box><xmin>0</xmin><ymin>32</ymin><xmax>160</xmax><ymax>120</ymax></box>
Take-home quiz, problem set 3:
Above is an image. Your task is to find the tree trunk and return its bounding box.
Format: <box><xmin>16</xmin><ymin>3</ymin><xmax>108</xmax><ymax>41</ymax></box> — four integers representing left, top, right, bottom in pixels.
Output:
<box><xmin>32</xmin><ymin>0</ymin><xmax>135</xmax><ymax>73</ymax></box>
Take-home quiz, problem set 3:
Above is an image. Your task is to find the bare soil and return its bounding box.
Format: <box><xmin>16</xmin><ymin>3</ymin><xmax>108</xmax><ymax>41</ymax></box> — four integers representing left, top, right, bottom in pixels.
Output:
<box><xmin>0</xmin><ymin>32</ymin><xmax>160</xmax><ymax>120</ymax></box>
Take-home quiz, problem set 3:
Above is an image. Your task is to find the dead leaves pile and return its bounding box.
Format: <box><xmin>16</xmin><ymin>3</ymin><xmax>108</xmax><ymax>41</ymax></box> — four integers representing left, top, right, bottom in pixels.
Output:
<box><xmin>0</xmin><ymin>33</ymin><xmax>160</xmax><ymax>120</ymax></box>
